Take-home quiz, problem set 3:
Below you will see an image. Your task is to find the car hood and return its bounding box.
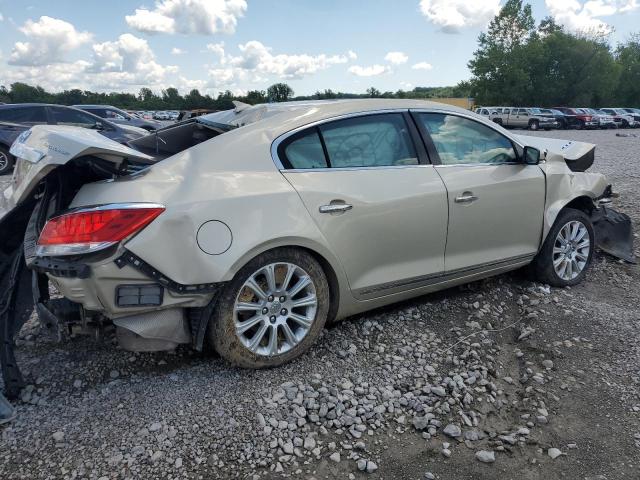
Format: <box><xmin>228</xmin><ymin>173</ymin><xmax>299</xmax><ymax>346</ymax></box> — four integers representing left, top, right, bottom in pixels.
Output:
<box><xmin>1</xmin><ymin>125</ymin><xmax>154</xmax><ymax>218</ymax></box>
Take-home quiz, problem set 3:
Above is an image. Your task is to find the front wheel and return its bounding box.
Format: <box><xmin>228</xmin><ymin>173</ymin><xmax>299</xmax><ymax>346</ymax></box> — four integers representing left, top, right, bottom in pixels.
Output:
<box><xmin>529</xmin><ymin>120</ymin><xmax>539</xmax><ymax>131</ymax></box>
<box><xmin>209</xmin><ymin>248</ymin><xmax>330</xmax><ymax>368</ymax></box>
<box><xmin>530</xmin><ymin>208</ymin><xmax>594</xmax><ymax>287</ymax></box>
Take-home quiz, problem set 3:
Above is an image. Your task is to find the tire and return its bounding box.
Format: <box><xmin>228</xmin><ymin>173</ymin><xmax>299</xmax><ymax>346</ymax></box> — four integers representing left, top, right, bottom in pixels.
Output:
<box><xmin>0</xmin><ymin>146</ymin><xmax>14</xmax><ymax>175</ymax></box>
<box><xmin>209</xmin><ymin>248</ymin><xmax>330</xmax><ymax>368</ymax></box>
<box><xmin>529</xmin><ymin>120</ymin><xmax>539</xmax><ymax>131</ymax></box>
<box><xmin>530</xmin><ymin>208</ymin><xmax>594</xmax><ymax>288</ymax></box>
<box><xmin>621</xmin><ymin>120</ymin><xmax>629</xmax><ymax>129</ymax></box>
<box><xmin>559</xmin><ymin>120</ymin><xmax>567</xmax><ymax>130</ymax></box>
<box><xmin>493</xmin><ymin>118</ymin><xmax>503</xmax><ymax>126</ymax></box>
<box><xmin>577</xmin><ymin>120</ymin><xmax>585</xmax><ymax>130</ymax></box>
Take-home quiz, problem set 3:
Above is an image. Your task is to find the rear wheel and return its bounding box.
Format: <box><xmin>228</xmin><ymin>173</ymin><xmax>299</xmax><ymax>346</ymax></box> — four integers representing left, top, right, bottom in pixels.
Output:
<box><xmin>209</xmin><ymin>248</ymin><xmax>329</xmax><ymax>368</ymax></box>
<box><xmin>530</xmin><ymin>208</ymin><xmax>594</xmax><ymax>287</ymax></box>
<box><xmin>0</xmin><ymin>146</ymin><xmax>14</xmax><ymax>175</ymax></box>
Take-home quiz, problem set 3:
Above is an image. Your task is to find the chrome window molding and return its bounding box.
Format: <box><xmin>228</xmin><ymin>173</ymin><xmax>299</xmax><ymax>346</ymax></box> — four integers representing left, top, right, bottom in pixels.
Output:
<box><xmin>270</xmin><ymin>107</ymin><xmax>526</xmax><ymax>171</ymax></box>
<box><xmin>270</xmin><ymin>108</ymin><xmax>411</xmax><ymax>170</ymax></box>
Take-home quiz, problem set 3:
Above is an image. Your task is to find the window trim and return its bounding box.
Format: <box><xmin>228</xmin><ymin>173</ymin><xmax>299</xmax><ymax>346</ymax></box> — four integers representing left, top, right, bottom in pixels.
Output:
<box><xmin>272</xmin><ymin>109</ymin><xmax>429</xmax><ymax>171</ymax></box>
<box><xmin>409</xmin><ymin>110</ymin><xmax>525</xmax><ymax>167</ymax></box>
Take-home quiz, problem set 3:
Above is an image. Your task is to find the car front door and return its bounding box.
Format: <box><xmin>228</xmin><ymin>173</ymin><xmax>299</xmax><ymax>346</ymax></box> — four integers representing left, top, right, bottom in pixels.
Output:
<box><xmin>278</xmin><ymin>112</ymin><xmax>449</xmax><ymax>299</ymax></box>
<box><xmin>412</xmin><ymin>111</ymin><xmax>545</xmax><ymax>272</ymax></box>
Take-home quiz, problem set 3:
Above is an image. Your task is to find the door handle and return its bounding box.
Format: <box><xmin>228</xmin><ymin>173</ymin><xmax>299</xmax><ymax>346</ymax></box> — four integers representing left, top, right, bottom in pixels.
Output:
<box><xmin>319</xmin><ymin>203</ymin><xmax>353</xmax><ymax>214</ymax></box>
<box><xmin>455</xmin><ymin>192</ymin><xmax>478</xmax><ymax>204</ymax></box>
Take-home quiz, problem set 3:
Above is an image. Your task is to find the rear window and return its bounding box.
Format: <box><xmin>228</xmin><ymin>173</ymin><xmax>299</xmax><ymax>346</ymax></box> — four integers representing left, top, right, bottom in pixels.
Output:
<box><xmin>0</xmin><ymin>106</ymin><xmax>47</xmax><ymax>124</ymax></box>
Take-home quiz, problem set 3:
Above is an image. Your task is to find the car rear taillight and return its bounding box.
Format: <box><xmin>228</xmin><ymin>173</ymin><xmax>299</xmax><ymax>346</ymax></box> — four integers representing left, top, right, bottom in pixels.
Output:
<box><xmin>36</xmin><ymin>204</ymin><xmax>165</xmax><ymax>256</ymax></box>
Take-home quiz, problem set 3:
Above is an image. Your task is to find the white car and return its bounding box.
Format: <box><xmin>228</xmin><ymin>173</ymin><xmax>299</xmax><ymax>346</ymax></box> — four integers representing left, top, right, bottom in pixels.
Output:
<box><xmin>0</xmin><ymin>100</ymin><xmax>634</xmax><ymax>394</ymax></box>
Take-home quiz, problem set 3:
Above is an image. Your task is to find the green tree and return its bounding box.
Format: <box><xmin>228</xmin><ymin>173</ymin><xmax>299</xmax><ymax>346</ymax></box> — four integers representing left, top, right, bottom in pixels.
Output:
<box><xmin>366</xmin><ymin>87</ymin><xmax>381</xmax><ymax>97</ymax></box>
<box><xmin>267</xmin><ymin>83</ymin><xmax>293</xmax><ymax>102</ymax></box>
<box><xmin>468</xmin><ymin>0</ymin><xmax>537</xmax><ymax>105</ymax></box>
<box><xmin>615</xmin><ymin>35</ymin><xmax>640</xmax><ymax>106</ymax></box>
<box><xmin>161</xmin><ymin>87</ymin><xmax>183</xmax><ymax>109</ymax></box>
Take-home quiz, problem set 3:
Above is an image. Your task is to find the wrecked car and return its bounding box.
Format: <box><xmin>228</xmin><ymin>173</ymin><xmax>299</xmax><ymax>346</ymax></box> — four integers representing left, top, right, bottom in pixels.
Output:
<box><xmin>0</xmin><ymin>99</ymin><xmax>634</xmax><ymax>398</ymax></box>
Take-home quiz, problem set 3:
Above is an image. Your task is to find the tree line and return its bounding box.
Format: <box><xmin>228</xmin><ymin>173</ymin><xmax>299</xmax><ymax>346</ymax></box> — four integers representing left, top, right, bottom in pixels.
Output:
<box><xmin>1</xmin><ymin>0</ymin><xmax>638</xmax><ymax>110</ymax></box>
<box><xmin>467</xmin><ymin>0</ymin><xmax>640</xmax><ymax>107</ymax></box>
<box><xmin>0</xmin><ymin>81</ymin><xmax>469</xmax><ymax>112</ymax></box>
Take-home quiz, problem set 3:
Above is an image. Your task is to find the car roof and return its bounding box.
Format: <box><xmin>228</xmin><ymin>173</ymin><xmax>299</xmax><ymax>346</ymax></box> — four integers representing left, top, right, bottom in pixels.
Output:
<box><xmin>73</xmin><ymin>104</ymin><xmax>119</xmax><ymax>109</ymax></box>
<box><xmin>201</xmin><ymin>99</ymin><xmax>472</xmax><ymax>134</ymax></box>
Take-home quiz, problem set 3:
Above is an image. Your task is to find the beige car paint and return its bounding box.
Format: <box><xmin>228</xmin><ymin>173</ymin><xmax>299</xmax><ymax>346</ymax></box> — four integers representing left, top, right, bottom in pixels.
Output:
<box><xmin>7</xmin><ymin>99</ymin><xmax>610</xmax><ymax>325</ymax></box>
<box><xmin>282</xmin><ymin>166</ymin><xmax>448</xmax><ymax>299</ymax></box>
<box><xmin>435</xmin><ymin>163</ymin><xmax>546</xmax><ymax>271</ymax></box>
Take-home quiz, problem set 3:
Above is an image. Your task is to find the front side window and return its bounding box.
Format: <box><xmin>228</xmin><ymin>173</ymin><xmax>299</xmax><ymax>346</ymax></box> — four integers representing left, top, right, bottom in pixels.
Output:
<box><xmin>280</xmin><ymin>113</ymin><xmax>418</xmax><ymax>169</ymax></box>
<box><xmin>50</xmin><ymin>107</ymin><xmax>100</xmax><ymax>128</ymax></box>
<box><xmin>518</xmin><ymin>109</ymin><xmax>528</xmax><ymax>115</ymax></box>
<box><xmin>417</xmin><ymin>113</ymin><xmax>518</xmax><ymax>166</ymax></box>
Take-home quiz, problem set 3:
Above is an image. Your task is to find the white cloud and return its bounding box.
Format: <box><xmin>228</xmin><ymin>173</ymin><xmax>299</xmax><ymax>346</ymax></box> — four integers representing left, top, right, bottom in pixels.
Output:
<box><xmin>347</xmin><ymin>50</ymin><xmax>357</xmax><ymax>60</ymax></box>
<box><xmin>207</xmin><ymin>42</ymin><xmax>225</xmax><ymax>58</ymax></box>
<box><xmin>0</xmin><ymin>13</ymin><xmax>4</xmax><ymax>21</ymax></box>
<box><xmin>87</xmin><ymin>34</ymin><xmax>177</xmax><ymax>86</ymax></box>
<box><xmin>126</xmin><ymin>0</ymin><xmax>247</xmax><ymax>35</ymax></box>
<box><xmin>171</xmin><ymin>47</ymin><xmax>186</xmax><ymax>55</ymax></box>
<box><xmin>348</xmin><ymin>64</ymin><xmax>391</xmax><ymax>77</ymax></box>
<box><xmin>384</xmin><ymin>51</ymin><xmax>408</xmax><ymax>65</ymax></box>
<box><xmin>545</xmin><ymin>0</ymin><xmax>639</xmax><ymax>34</ymax></box>
<box><xmin>227</xmin><ymin>40</ymin><xmax>353</xmax><ymax>79</ymax></box>
<box><xmin>419</xmin><ymin>0</ymin><xmax>501</xmax><ymax>33</ymax></box>
<box><xmin>9</xmin><ymin>16</ymin><xmax>92</xmax><ymax>66</ymax></box>
<box><xmin>412</xmin><ymin>61</ymin><xmax>433</xmax><ymax>70</ymax></box>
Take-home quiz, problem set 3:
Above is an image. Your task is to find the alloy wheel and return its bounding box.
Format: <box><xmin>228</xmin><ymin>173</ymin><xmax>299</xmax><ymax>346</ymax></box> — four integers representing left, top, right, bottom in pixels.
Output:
<box><xmin>552</xmin><ymin>220</ymin><xmax>590</xmax><ymax>281</ymax></box>
<box><xmin>233</xmin><ymin>262</ymin><xmax>318</xmax><ymax>356</ymax></box>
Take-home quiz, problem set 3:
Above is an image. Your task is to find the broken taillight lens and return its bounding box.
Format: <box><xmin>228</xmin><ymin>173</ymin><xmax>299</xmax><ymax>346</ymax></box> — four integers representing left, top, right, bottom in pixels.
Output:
<box><xmin>36</xmin><ymin>204</ymin><xmax>165</xmax><ymax>256</ymax></box>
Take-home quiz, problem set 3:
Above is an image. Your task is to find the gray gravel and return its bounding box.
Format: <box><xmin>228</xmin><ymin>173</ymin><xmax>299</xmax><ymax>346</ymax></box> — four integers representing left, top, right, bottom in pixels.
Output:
<box><xmin>1</xmin><ymin>129</ymin><xmax>639</xmax><ymax>479</ymax></box>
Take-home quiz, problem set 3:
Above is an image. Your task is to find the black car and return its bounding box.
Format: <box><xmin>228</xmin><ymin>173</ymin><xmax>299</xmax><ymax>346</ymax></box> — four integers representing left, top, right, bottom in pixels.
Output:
<box><xmin>0</xmin><ymin>104</ymin><xmax>147</xmax><ymax>174</ymax></box>
<box><xmin>538</xmin><ymin>108</ymin><xmax>581</xmax><ymax>129</ymax></box>
<box><xmin>73</xmin><ymin>104</ymin><xmax>163</xmax><ymax>131</ymax></box>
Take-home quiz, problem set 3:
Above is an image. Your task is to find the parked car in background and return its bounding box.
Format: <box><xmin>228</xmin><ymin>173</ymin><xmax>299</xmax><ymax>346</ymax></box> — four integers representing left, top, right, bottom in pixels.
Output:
<box><xmin>2</xmin><ymin>99</ymin><xmax>632</xmax><ymax>370</ymax></box>
<box><xmin>553</xmin><ymin>107</ymin><xmax>599</xmax><ymax>129</ymax></box>
<box><xmin>538</xmin><ymin>108</ymin><xmax>578</xmax><ymax>130</ymax></box>
<box><xmin>177</xmin><ymin>109</ymin><xmax>216</xmax><ymax>121</ymax></box>
<box><xmin>0</xmin><ymin>103</ymin><xmax>147</xmax><ymax>174</ymax></box>
<box><xmin>578</xmin><ymin>108</ymin><xmax>617</xmax><ymax>129</ymax></box>
<box><xmin>474</xmin><ymin>107</ymin><xmax>497</xmax><ymax>118</ymax></box>
<box><xmin>74</xmin><ymin>105</ymin><xmax>162</xmax><ymax>131</ymax></box>
<box><xmin>619</xmin><ymin>108</ymin><xmax>640</xmax><ymax>126</ymax></box>
<box><xmin>493</xmin><ymin>107</ymin><xmax>558</xmax><ymax>130</ymax></box>
<box><xmin>599</xmin><ymin>108</ymin><xmax>639</xmax><ymax>128</ymax></box>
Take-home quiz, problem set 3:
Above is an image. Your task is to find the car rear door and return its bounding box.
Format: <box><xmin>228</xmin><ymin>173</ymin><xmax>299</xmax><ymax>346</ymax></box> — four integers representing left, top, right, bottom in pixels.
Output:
<box><xmin>412</xmin><ymin>111</ymin><xmax>545</xmax><ymax>272</ymax></box>
<box><xmin>277</xmin><ymin>112</ymin><xmax>449</xmax><ymax>299</ymax></box>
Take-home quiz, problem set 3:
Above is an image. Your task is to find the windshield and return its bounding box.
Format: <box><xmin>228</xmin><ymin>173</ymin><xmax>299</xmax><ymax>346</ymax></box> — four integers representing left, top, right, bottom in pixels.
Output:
<box><xmin>614</xmin><ymin>108</ymin><xmax>628</xmax><ymax>115</ymax></box>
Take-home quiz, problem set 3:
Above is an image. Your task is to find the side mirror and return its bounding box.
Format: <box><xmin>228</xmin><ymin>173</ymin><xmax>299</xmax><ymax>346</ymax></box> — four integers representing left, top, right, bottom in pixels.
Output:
<box><xmin>523</xmin><ymin>146</ymin><xmax>541</xmax><ymax>165</ymax></box>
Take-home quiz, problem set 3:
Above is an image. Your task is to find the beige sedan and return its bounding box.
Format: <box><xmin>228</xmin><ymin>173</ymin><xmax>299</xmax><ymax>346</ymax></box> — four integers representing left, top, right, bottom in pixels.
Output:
<box><xmin>2</xmin><ymin>99</ymin><xmax>632</xmax><ymax>372</ymax></box>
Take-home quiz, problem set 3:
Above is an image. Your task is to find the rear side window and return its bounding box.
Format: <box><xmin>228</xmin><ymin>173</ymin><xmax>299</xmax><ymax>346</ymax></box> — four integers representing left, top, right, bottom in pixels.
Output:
<box><xmin>0</xmin><ymin>106</ymin><xmax>47</xmax><ymax>124</ymax></box>
<box><xmin>320</xmin><ymin>114</ymin><xmax>417</xmax><ymax>168</ymax></box>
<box><xmin>280</xmin><ymin>113</ymin><xmax>418</xmax><ymax>169</ymax></box>
<box><xmin>283</xmin><ymin>130</ymin><xmax>328</xmax><ymax>169</ymax></box>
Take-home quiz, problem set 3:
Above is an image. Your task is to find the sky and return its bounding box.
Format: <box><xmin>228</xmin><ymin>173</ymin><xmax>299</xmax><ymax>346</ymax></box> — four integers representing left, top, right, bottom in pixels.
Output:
<box><xmin>0</xmin><ymin>0</ymin><xmax>639</xmax><ymax>97</ymax></box>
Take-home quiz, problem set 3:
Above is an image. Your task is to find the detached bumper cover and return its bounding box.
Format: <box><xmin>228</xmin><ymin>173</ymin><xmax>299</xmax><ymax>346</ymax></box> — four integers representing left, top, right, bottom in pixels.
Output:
<box><xmin>591</xmin><ymin>205</ymin><xmax>636</xmax><ymax>264</ymax></box>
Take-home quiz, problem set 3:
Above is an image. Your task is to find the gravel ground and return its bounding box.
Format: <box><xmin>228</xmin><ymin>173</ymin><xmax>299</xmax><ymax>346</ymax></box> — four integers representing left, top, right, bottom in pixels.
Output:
<box><xmin>1</xmin><ymin>129</ymin><xmax>639</xmax><ymax>479</ymax></box>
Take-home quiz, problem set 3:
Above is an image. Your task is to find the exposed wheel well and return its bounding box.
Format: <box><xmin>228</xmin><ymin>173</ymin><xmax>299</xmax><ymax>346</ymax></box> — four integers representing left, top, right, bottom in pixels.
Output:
<box><xmin>562</xmin><ymin>196</ymin><xmax>595</xmax><ymax>216</ymax></box>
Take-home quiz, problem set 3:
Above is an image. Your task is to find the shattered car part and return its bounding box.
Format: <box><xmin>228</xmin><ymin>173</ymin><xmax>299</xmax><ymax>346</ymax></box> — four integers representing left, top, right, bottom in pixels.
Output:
<box><xmin>0</xmin><ymin>100</ymin><xmax>635</xmax><ymax>399</ymax></box>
